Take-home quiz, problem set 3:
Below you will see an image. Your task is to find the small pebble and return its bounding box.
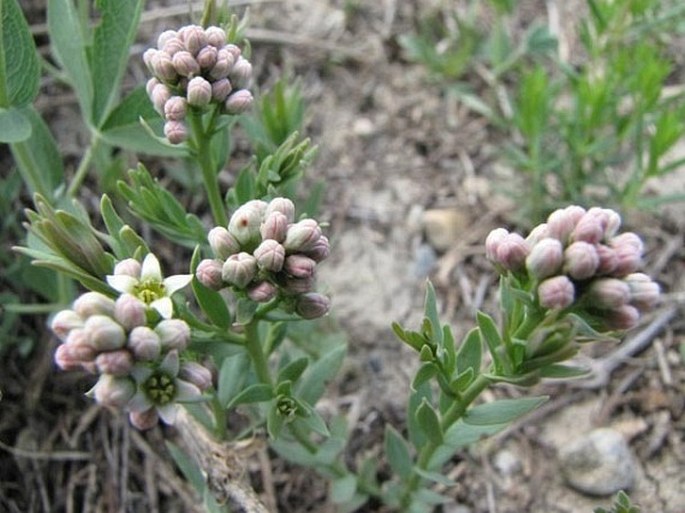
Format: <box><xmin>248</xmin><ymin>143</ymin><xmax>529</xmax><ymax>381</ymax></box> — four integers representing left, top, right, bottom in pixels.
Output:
<box><xmin>493</xmin><ymin>449</ymin><xmax>521</xmax><ymax>477</ymax></box>
<box><xmin>422</xmin><ymin>208</ymin><xmax>468</xmax><ymax>252</ymax></box>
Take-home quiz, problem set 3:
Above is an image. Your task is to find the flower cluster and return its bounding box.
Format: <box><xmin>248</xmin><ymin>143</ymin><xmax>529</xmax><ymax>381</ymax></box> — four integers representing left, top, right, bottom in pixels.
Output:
<box><xmin>143</xmin><ymin>25</ymin><xmax>254</xmax><ymax>144</ymax></box>
<box><xmin>51</xmin><ymin>255</ymin><xmax>212</xmax><ymax>430</ymax></box>
<box><xmin>196</xmin><ymin>198</ymin><xmax>331</xmax><ymax>319</ymax></box>
<box><xmin>486</xmin><ymin>206</ymin><xmax>660</xmax><ymax>330</ymax></box>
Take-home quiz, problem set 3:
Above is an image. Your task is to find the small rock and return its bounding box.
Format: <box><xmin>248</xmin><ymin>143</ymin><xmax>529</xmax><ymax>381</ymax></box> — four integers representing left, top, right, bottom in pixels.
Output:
<box><xmin>493</xmin><ymin>449</ymin><xmax>521</xmax><ymax>477</ymax></box>
<box><xmin>413</xmin><ymin>243</ymin><xmax>437</xmax><ymax>278</ymax></box>
<box><xmin>421</xmin><ymin>209</ymin><xmax>469</xmax><ymax>252</ymax></box>
<box><xmin>352</xmin><ymin>117</ymin><xmax>375</xmax><ymax>136</ymax></box>
<box><xmin>559</xmin><ymin>428</ymin><xmax>638</xmax><ymax>496</ymax></box>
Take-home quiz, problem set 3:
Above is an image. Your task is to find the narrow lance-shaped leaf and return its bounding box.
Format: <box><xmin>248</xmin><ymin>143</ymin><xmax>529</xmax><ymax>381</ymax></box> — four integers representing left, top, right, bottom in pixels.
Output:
<box><xmin>464</xmin><ymin>396</ymin><xmax>548</xmax><ymax>426</ymax></box>
<box><xmin>416</xmin><ymin>399</ymin><xmax>443</xmax><ymax>445</ymax></box>
<box><xmin>384</xmin><ymin>425</ymin><xmax>413</xmax><ymax>482</ymax></box>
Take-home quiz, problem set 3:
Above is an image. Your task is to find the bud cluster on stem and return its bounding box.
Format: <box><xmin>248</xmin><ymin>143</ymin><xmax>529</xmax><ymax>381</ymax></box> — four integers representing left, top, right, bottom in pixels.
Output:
<box><xmin>196</xmin><ymin>197</ymin><xmax>331</xmax><ymax>319</ymax></box>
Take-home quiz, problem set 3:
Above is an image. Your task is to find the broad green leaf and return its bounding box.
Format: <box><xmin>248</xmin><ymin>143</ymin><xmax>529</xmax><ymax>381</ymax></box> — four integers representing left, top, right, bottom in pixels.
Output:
<box><xmin>48</xmin><ymin>0</ymin><xmax>93</xmax><ymax>122</ymax></box>
<box><xmin>0</xmin><ymin>0</ymin><xmax>40</xmax><ymax>107</ymax></box>
<box><xmin>464</xmin><ymin>396</ymin><xmax>548</xmax><ymax>426</ymax></box>
<box><xmin>428</xmin><ymin>421</ymin><xmax>509</xmax><ymax>469</ymax></box>
<box><xmin>295</xmin><ymin>409</ymin><xmax>329</xmax><ymax>437</ymax></box>
<box><xmin>217</xmin><ymin>353</ymin><xmax>249</xmax><ymax>407</ymax></box>
<box><xmin>384</xmin><ymin>426</ymin><xmax>413</xmax><ymax>482</ymax></box>
<box><xmin>297</xmin><ymin>344</ymin><xmax>346</xmax><ymax>404</ymax></box>
<box><xmin>278</xmin><ymin>356</ymin><xmax>309</xmax><ymax>384</ymax></box>
<box><xmin>91</xmin><ymin>0</ymin><xmax>144</xmax><ymax>126</ymax></box>
<box><xmin>225</xmin><ymin>383</ymin><xmax>274</xmax><ymax>410</ymax></box>
<box><xmin>416</xmin><ymin>399</ymin><xmax>443</xmax><ymax>445</ymax></box>
<box><xmin>313</xmin><ymin>415</ymin><xmax>348</xmax><ymax>465</ymax></box>
<box><xmin>0</xmin><ymin>106</ymin><xmax>30</xmax><ymax>142</ymax></box>
<box><xmin>457</xmin><ymin>327</ymin><xmax>482</xmax><ymax>376</ymax></box>
<box><xmin>331</xmin><ymin>474</ymin><xmax>357</xmax><ymax>504</ymax></box>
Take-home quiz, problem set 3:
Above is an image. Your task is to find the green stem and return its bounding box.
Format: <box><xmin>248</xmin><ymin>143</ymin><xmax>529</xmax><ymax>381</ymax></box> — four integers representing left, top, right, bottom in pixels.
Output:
<box><xmin>189</xmin><ymin>111</ymin><xmax>228</xmax><ymax>226</ymax></box>
<box><xmin>211</xmin><ymin>395</ymin><xmax>227</xmax><ymax>439</ymax></box>
<box><xmin>66</xmin><ymin>132</ymin><xmax>101</xmax><ymax>197</ymax></box>
<box><xmin>10</xmin><ymin>141</ymin><xmax>51</xmax><ymax>199</ymax></box>
<box><xmin>400</xmin><ymin>373</ymin><xmax>492</xmax><ymax>510</ymax></box>
<box><xmin>244</xmin><ymin>320</ymin><xmax>272</xmax><ymax>385</ymax></box>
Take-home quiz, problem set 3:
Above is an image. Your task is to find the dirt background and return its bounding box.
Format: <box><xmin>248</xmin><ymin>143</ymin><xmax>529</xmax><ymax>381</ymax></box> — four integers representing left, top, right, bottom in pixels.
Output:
<box><xmin>1</xmin><ymin>0</ymin><xmax>684</xmax><ymax>512</ymax></box>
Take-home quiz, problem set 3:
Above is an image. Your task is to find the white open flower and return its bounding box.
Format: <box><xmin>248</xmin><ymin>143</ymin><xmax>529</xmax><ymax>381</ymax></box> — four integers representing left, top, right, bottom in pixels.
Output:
<box><xmin>107</xmin><ymin>253</ymin><xmax>191</xmax><ymax>319</ymax></box>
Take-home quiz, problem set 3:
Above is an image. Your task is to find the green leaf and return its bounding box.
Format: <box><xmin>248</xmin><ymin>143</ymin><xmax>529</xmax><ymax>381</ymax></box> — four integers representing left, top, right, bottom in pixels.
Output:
<box><xmin>278</xmin><ymin>356</ymin><xmax>309</xmax><ymax>384</ymax></box>
<box><xmin>0</xmin><ymin>106</ymin><xmax>30</xmax><ymax>142</ymax></box>
<box><xmin>407</xmin><ymin>381</ymin><xmax>431</xmax><ymax>448</ymax></box>
<box><xmin>429</xmin><ymin>421</ymin><xmax>509</xmax><ymax>468</ymax></box>
<box><xmin>477</xmin><ymin>311</ymin><xmax>505</xmax><ymax>372</ymax></box>
<box><xmin>266</xmin><ymin>401</ymin><xmax>286</xmax><ymax>439</ymax></box>
<box><xmin>538</xmin><ymin>364</ymin><xmax>589</xmax><ymax>379</ymax></box>
<box><xmin>416</xmin><ymin>399</ymin><xmax>443</xmax><ymax>445</ymax></box>
<box><xmin>0</xmin><ymin>0</ymin><xmax>40</xmax><ymax>107</ymax></box>
<box><xmin>464</xmin><ymin>396</ymin><xmax>548</xmax><ymax>426</ymax></box>
<box><xmin>423</xmin><ymin>281</ymin><xmax>443</xmax><ymax>347</ymax></box>
<box><xmin>450</xmin><ymin>368</ymin><xmax>474</xmax><ymax>392</ymax></box>
<box><xmin>414</xmin><ymin>488</ymin><xmax>450</xmax><ymax>506</ymax></box>
<box><xmin>384</xmin><ymin>426</ymin><xmax>413</xmax><ymax>482</ymax></box>
<box><xmin>331</xmin><ymin>474</ymin><xmax>357</xmax><ymax>504</ymax></box>
<box><xmin>91</xmin><ymin>0</ymin><xmax>144</xmax><ymax>126</ymax></box>
<box><xmin>297</xmin><ymin>343</ymin><xmax>346</xmax><ymax>404</ymax></box>
<box><xmin>295</xmin><ymin>409</ymin><xmax>329</xmax><ymax>437</ymax></box>
<box><xmin>165</xmin><ymin>441</ymin><xmax>205</xmax><ymax>492</ymax></box>
<box><xmin>190</xmin><ymin>247</ymin><xmax>231</xmax><ymax>329</ymax></box>
<box><xmin>457</xmin><ymin>327</ymin><xmax>482</xmax><ymax>376</ymax></box>
<box><xmin>412</xmin><ymin>362</ymin><xmax>438</xmax><ymax>390</ymax></box>
<box><xmin>235</xmin><ymin>298</ymin><xmax>258</xmax><ymax>325</ymax></box>
<box><xmin>48</xmin><ymin>0</ymin><xmax>93</xmax><ymax>122</ymax></box>
<box><xmin>217</xmin><ymin>353</ymin><xmax>249</xmax><ymax>407</ymax></box>
<box><xmin>225</xmin><ymin>383</ymin><xmax>274</xmax><ymax>410</ymax></box>
<box><xmin>413</xmin><ymin>467</ymin><xmax>455</xmax><ymax>487</ymax></box>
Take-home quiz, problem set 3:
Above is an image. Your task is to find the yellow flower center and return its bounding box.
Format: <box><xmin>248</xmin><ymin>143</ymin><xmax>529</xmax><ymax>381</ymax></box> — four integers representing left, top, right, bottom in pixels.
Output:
<box><xmin>134</xmin><ymin>279</ymin><xmax>166</xmax><ymax>305</ymax></box>
<box><xmin>144</xmin><ymin>372</ymin><xmax>176</xmax><ymax>405</ymax></box>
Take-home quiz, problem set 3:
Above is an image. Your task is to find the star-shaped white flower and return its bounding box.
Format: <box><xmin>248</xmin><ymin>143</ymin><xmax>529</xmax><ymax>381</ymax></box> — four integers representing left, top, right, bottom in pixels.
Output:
<box><xmin>107</xmin><ymin>253</ymin><xmax>191</xmax><ymax>319</ymax></box>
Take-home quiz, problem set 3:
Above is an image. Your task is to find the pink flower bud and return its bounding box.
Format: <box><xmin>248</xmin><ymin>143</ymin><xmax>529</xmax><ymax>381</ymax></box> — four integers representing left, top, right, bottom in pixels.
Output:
<box><xmin>65</xmin><ymin>328</ymin><xmax>96</xmax><ymax>356</ymax></box>
<box><xmin>196</xmin><ymin>259</ymin><xmax>225</xmax><ymax>290</ymax></box>
<box><xmin>208</xmin><ymin>226</ymin><xmax>241</xmax><ymax>259</ymax></box>
<box><xmin>547</xmin><ymin>206</ymin><xmax>585</xmax><ymax>242</ymax></box>
<box><xmin>284</xmin><ymin>254</ymin><xmax>317</xmax><ymax>278</ymax></box>
<box><xmin>253</xmin><ymin>239</ymin><xmax>286</xmax><ymax>272</ymax></box>
<box><xmin>196</xmin><ymin>45</ymin><xmax>218</xmax><ymax>70</ymax></box>
<box><xmin>163</xmin><ymin>96</ymin><xmax>187</xmax><ymax>121</ymax></box>
<box><xmin>229</xmin><ymin>57</ymin><xmax>252</xmax><ymax>88</ymax></box>
<box><xmin>595</xmin><ymin>244</ymin><xmax>618</xmax><ymax>275</ymax></box>
<box><xmin>155</xmin><ymin>319</ymin><xmax>191</xmax><ymax>351</ymax></box>
<box><xmin>209</xmin><ymin>50</ymin><xmax>235</xmax><ymax>80</ymax></box>
<box><xmin>228</xmin><ymin>203</ymin><xmax>265</xmax><ymax>246</ymax></box>
<box><xmin>54</xmin><ymin>344</ymin><xmax>88</xmax><ymax>371</ymax></box>
<box><xmin>624</xmin><ymin>273</ymin><xmax>660</xmax><ymax>310</ymax></box>
<box><xmin>284</xmin><ymin>219</ymin><xmax>322</xmax><ymax>252</ymax></box>
<box><xmin>162</xmin><ymin>37</ymin><xmax>185</xmax><ymax>56</ymax></box>
<box><xmin>485</xmin><ymin>228</ymin><xmax>509</xmax><ymax>262</ymax></box>
<box><xmin>129</xmin><ymin>408</ymin><xmax>159</xmax><ymax>430</ymax></box>
<box><xmin>205</xmin><ymin>26</ymin><xmax>227</xmax><ymax>48</ymax></box>
<box><xmin>164</xmin><ymin>120</ymin><xmax>187</xmax><ymax>144</ymax></box>
<box><xmin>92</xmin><ymin>374</ymin><xmax>136</xmax><ymax>408</ymax></box>
<box><xmin>564</xmin><ymin>241</ymin><xmax>599</xmax><ymax>280</ymax></box>
<box><xmin>538</xmin><ymin>276</ymin><xmax>575</xmax><ymax>310</ymax></box>
<box><xmin>605</xmin><ymin>304</ymin><xmax>640</xmax><ymax>330</ymax></box>
<box><xmin>187</xmin><ymin>76</ymin><xmax>212</xmax><ymax>107</ymax></box>
<box><xmin>179</xmin><ymin>362</ymin><xmax>213</xmax><ymax>391</ymax></box>
<box><xmin>179</xmin><ymin>25</ymin><xmax>207</xmax><ymax>56</ymax></box>
<box><xmin>151</xmin><ymin>83</ymin><xmax>172</xmax><ymax>114</ymax></box>
<box><xmin>603</xmin><ymin>209</ymin><xmax>622</xmax><ymax>239</ymax></box>
<box><xmin>114</xmin><ymin>294</ymin><xmax>147</xmax><ymax>332</ymax></box>
<box><xmin>587</xmin><ymin>278</ymin><xmax>631</xmax><ymax>309</ymax></box>
<box><xmin>612</xmin><ymin>243</ymin><xmax>642</xmax><ymax>277</ymax></box>
<box><xmin>224</xmin><ymin>89</ymin><xmax>253</xmax><ymax>115</ymax></box>
<box><xmin>172</xmin><ymin>50</ymin><xmax>200</xmax><ymax>77</ymax></box>
<box><xmin>74</xmin><ymin>292</ymin><xmax>116</xmax><ymax>318</ymax></box>
<box><xmin>295</xmin><ymin>293</ymin><xmax>331</xmax><ymax>319</ymax></box>
<box><xmin>95</xmin><ymin>349</ymin><xmax>134</xmax><ymax>376</ymax></box>
<box><xmin>224</xmin><ymin>44</ymin><xmax>242</xmax><ymax>61</ymax></box>
<box><xmin>571</xmin><ymin>211</ymin><xmax>605</xmax><ymax>244</ymax></box>
<box><xmin>247</xmin><ymin>281</ymin><xmax>278</xmax><ymax>302</ymax></box>
<box><xmin>146</xmin><ymin>77</ymin><xmax>160</xmax><ymax>97</ymax></box>
<box><xmin>143</xmin><ymin>49</ymin><xmax>158</xmax><ymax>73</ymax></box>
<box><xmin>266</xmin><ymin>197</ymin><xmax>296</xmax><ymax>223</ymax></box>
<box><xmin>525</xmin><ymin>223</ymin><xmax>549</xmax><ymax>246</ymax></box>
<box><xmin>84</xmin><ymin>315</ymin><xmax>126</xmax><ymax>351</ymax></box>
<box><xmin>127</xmin><ymin>326</ymin><xmax>161</xmax><ymax>361</ymax></box>
<box><xmin>151</xmin><ymin>52</ymin><xmax>177</xmax><ymax>82</ymax></box>
<box><xmin>211</xmin><ymin>78</ymin><xmax>232</xmax><ymax>102</ymax></box>
<box><xmin>51</xmin><ymin>309</ymin><xmax>84</xmax><ymax>341</ymax></box>
<box><xmin>157</xmin><ymin>30</ymin><xmax>178</xmax><ymax>49</ymax></box>
<box><xmin>222</xmin><ymin>252</ymin><xmax>257</xmax><ymax>288</ymax></box>
<box><xmin>526</xmin><ymin>238</ymin><xmax>563</xmax><ymax>279</ymax></box>
<box><xmin>305</xmin><ymin>235</ymin><xmax>331</xmax><ymax>262</ymax></box>
<box><xmin>283</xmin><ymin>276</ymin><xmax>314</xmax><ymax>294</ymax></box>
<box><xmin>495</xmin><ymin>233</ymin><xmax>529</xmax><ymax>271</ymax></box>
<box><xmin>260</xmin><ymin>211</ymin><xmax>289</xmax><ymax>242</ymax></box>
<box><xmin>610</xmin><ymin>232</ymin><xmax>644</xmax><ymax>253</ymax></box>
<box><xmin>114</xmin><ymin>258</ymin><xmax>142</xmax><ymax>278</ymax></box>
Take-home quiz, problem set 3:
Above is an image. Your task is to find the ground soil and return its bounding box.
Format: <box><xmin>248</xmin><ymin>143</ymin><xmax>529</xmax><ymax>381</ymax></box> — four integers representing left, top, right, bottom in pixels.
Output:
<box><xmin>1</xmin><ymin>1</ymin><xmax>684</xmax><ymax>512</ymax></box>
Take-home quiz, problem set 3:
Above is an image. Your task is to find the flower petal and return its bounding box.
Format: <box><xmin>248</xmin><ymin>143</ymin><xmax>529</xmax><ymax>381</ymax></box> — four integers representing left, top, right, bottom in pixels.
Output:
<box><xmin>106</xmin><ymin>274</ymin><xmax>138</xmax><ymax>294</ymax></box>
<box><xmin>130</xmin><ymin>364</ymin><xmax>153</xmax><ymax>383</ymax></box>
<box><xmin>175</xmin><ymin>379</ymin><xmax>203</xmax><ymax>402</ymax></box>
<box><xmin>164</xmin><ymin>274</ymin><xmax>193</xmax><ymax>295</ymax></box>
<box><xmin>151</xmin><ymin>297</ymin><xmax>173</xmax><ymax>319</ymax></box>
<box><xmin>160</xmin><ymin>349</ymin><xmax>180</xmax><ymax>376</ymax></box>
<box><xmin>157</xmin><ymin>403</ymin><xmax>180</xmax><ymax>424</ymax></box>
<box><xmin>141</xmin><ymin>253</ymin><xmax>163</xmax><ymax>282</ymax></box>
<box><xmin>127</xmin><ymin>390</ymin><xmax>152</xmax><ymax>412</ymax></box>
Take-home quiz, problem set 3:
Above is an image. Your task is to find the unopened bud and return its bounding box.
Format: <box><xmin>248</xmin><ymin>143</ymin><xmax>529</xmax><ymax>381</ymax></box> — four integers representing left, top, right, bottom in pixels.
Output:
<box><xmin>129</xmin><ymin>408</ymin><xmax>159</xmax><ymax>430</ymax></box>
<box><xmin>225</xmin><ymin>89</ymin><xmax>253</xmax><ymax>115</ymax></box>
<box><xmin>127</xmin><ymin>326</ymin><xmax>161</xmax><ymax>361</ymax></box>
<box><xmin>114</xmin><ymin>294</ymin><xmax>147</xmax><ymax>332</ymax></box>
<box><xmin>283</xmin><ymin>276</ymin><xmax>314</xmax><ymax>295</ymax></box>
<box><xmin>146</xmin><ymin>77</ymin><xmax>160</xmax><ymax>97</ymax></box>
<box><xmin>209</xmin><ymin>50</ymin><xmax>234</xmax><ymax>80</ymax></box>
<box><xmin>114</xmin><ymin>258</ymin><xmax>142</xmax><ymax>278</ymax></box>
<box><xmin>208</xmin><ymin>226</ymin><xmax>241</xmax><ymax>259</ymax></box>
<box><xmin>526</xmin><ymin>238</ymin><xmax>563</xmax><ymax>279</ymax></box>
<box><xmin>95</xmin><ymin>349</ymin><xmax>134</xmax><ymax>376</ymax></box>
<box><xmin>485</xmin><ymin>228</ymin><xmax>509</xmax><ymax>262</ymax></box>
<box><xmin>228</xmin><ymin>203</ymin><xmax>265</xmax><ymax>246</ymax></box>
<box><xmin>222</xmin><ymin>252</ymin><xmax>257</xmax><ymax>288</ymax></box>
<box><xmin>605</xmin><ymin>304</ymin><xmax>640</xmax><ymax>331</ymax></box>
<box><xmin>610</xmin><ymin>232</ymin><xmax>644</xmax><ymax>252</ymax></box>
<box><xmin>224</xmin><ymin>44</ymin><xmax>242</xmax><ymax>61</ymax></box>
<box><xmin>587</xmin><ymin>278</ymin><xmax>631</xmax><ymax>309</ymax></box>
<box><xmin>247</xmin><ymin>281</ymin><xmax>278</xmax><ymax>302</ymax></box>
<box><xmin>92</xmin><ymin>374</ymin><xmax>136</xmax><ymax>408</ymax></box>
<box><xmin>196</xmin><ymin>259</ymin><xmax>225</xmax><ymax>290</ymax></box>
<box><xmin>572</xmin><ymin>211</ymin><xmax>605</xmax><ymax>244</ymax></box>
<box><xmin>229</xmin><ymin>57</ymin><xmax>252</xmax><ymax>88</ymax></box>
<box><xmin>305</xmin><ymin>235</ymin><xmax>330</xmax><ymax>262</ymax></box>
<box><xmin>143</xmin><ymin>48</ymin><xmax>158</xmax><ymax>73</ymax></box>
<box><xmin>495</xmin><ymin>233</ymin><xmax>529</xmax><ymax>271</ymax></box>
<box><xmin>603</xmin><ymin>209</ymin><xmax>622</xmax><ymax>239</ymax></box>
<box><xmin>179</xmin><ymin>362</ymin><xmax>213</xmax><ymax>391</ymax></box>
<box><xmin>564</xmin><ymin>241</ymin><xmax>599</xmax><ymax>280</ymax></box>
<box><xmin>180</xmin><ymin>25</ymin><xmax>207</xmax><ymax>56</ymax></box>
<box><xmin>284</xmin><ymin>254</ymin><xmax>317</xmax><ymax>278</ymax></box>
<box><xmin>211</xmin><ymin>78</ymin><xmax>232</xmax><ymax>102</ymax></box>
<box><xmin>164</xmin><ymin>120</ymin><xmax>187</xmax><ymax>144</ymax></box>
<box><xmin>157</xmin><ymin>30</ymin><xmax>178</xmax><ymax>49</ymax></box>
<box><xmin>538</xmin><ymin>276</ymin><xmax>575</xmax><ymax>310</ymax></box>
<box><xmin>266</xmin><ymin>197</ymin><xmax>296</xmax><ymax>223</ymax></box>
<box><xmin>260</xmin><ymin>211</ymin><xmax>289</xmax><ymax>242</ymax></box>
<box><xmin>295</xmin><ymin>293</ymin><xmax>331</xmax><ymax>319</ymax></box>
<box><xmin>196</xmin><ymin>45</ymin><xmax>218</xmax><ymax>70</ymax></box>
<box><xmin>612</xmin><ymin>242</ymin><xmax>642</xmax><ymax>277</ymax></box>
<box><xmin>163</xmin><ymin>96</ymin><xmax>187</xmax><ymax>121</ymax></box>
<box><xmin>625</xmin><ymin>273</ymin><xmax>660</xmax><ymax>310</ymax></box>
<box><xmin>152</xmin><ymin>52</ymin><xmax>177</xmax><ymax>82</ymax></box>
<box><xmin>84</xmin><ymin>315</ymin><xmax>126</xmax><ymax>351</ymax></box>
<box><xmin>525</xmin><ymin>223</ymin><xmax>550</xmax><ymax>246</ymax></box>
<box><xmin>186</xmin><ymin>76</ymin><xmax>212</xmax><ymax>107</ymax></box>
<box><xmin>155</xmin><ymin>319</ymin><xmax>191</xmax><ymax>351</ymax></box>
<box><xmin>162</xmin><ymin>37</ymin><xmax>185</xmax><ymax>57</ymax></box>
<box><xmin>151</xmin><ymin>83</ymin><xmax>172</xmax><ymax>114</ymax></box>
<box><xmin>595</xmin><ymin>244</ymin><xmax>618</xmax><ymax>275</ymax></box>
<box><xmin>172</xmin><ymin>50</ymin><xmax>200</xmax><ymax>77</ymax></box>
<box><xmin>51</xmin><ymin>309</ymin><xmax>84</xmax><ymax>340</ymax></box>
<box><xmin>254</xmin><ymin>239</ymin><xmax>285</xmax><ymax>272</ymax></box>
<box><xmin>284</xmin><ymin>219</ymin><xmax>322</xmax><ymax>252</ymax></box>
<box><xmin>205</xmin><ymin>27</ymin><xmax>227</xmax><ymax>48</ymax></box>
<box><xmin>54</xmin><ymin>343</ymin><xmax>89</xmax><ymax>371</ymax></box>
<box><xmin>547</xmin><ymin>206</ymin><xmax>585</xmax><ymax>242</ymax></box>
